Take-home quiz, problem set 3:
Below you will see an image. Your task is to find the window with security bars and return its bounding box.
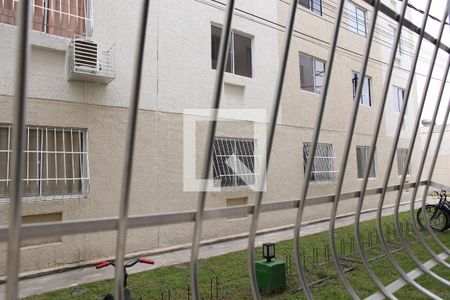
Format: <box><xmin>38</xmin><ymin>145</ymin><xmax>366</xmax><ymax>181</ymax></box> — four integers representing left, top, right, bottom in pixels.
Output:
<box><xmin>0</xmin><ymin>0</ymin><xmax>91</xmax><ymax>38</ymax></box>
<box><xmin>212</xmin><ymin>137</ymin><xmax>256</xmax><ymax>188</ymax></box>
<box><xmin>356</xmin><ymin>146</ymin><xmax>376</xmax><ymax>179</ymax></box>
<box><xmin>396</xmin><ymin>148</ymin><xmax>410</xmax><ymax>176</ymax></box>
<box><xmin>0</xmin><ymin>125</ymin><xmax>89</xmax><ymax>200</ymax></box>
<box><xmin>303</xmin><ymin>142</ymin><xmax>336</xmax><ymax>182</ymax></box>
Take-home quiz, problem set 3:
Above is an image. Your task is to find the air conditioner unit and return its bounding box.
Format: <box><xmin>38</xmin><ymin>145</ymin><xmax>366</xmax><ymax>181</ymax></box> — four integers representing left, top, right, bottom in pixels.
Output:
<box><xmin>68</xmin><ymin>38</ymin><xmax>116</xmax><ymax>84</ymax></box>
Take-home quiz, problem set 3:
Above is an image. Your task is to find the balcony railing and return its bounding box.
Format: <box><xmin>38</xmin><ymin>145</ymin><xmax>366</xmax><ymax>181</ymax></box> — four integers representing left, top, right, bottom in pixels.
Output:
<box><xmin>0</xmin><ymin>0</ymin><xmax>93</xmax><ymax>38</ymax></box>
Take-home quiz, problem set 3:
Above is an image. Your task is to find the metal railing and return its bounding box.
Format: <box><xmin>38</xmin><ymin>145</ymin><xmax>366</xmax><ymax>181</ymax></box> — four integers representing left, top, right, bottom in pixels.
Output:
<box><xmin>2</xmin><ymin>0</ymin><xmax>450</xmax><ymax>299</ymax></box>
<box><xmin>0</xmin><ymin>0</ymin><xmax>93</xmax><ymax>38</ymax></box>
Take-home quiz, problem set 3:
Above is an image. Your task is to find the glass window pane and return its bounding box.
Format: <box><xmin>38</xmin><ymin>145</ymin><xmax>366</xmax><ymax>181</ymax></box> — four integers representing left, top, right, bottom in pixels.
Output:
<box><xmin>0</xmin><ymin>127</ymin><xmax>9</xmax><ymax>150</ymax></box>
<box><xmin>300</xmin><ymin>54</ymin><xmax>315</xmax><ymax>92</ymax></box>
<box><xmin>298</xmin><ymin>0</ymin><xmax>310</xmax><ymax>9</ymax></box>
<box><xmin>314</xmin><ymin>59</ymin><xmax>325</xmax><ymax>93</ymax></box>
<box><xmin>211</xmin><ymin>26</ymin><xmax>232</xmax><ymax>73</ymax></box>
<box><xmin>233</xmin><ymin>33</ymin><xmax>252</xmax><ymax>77</ymax></box>
<box><xmin>356</xmin><ymin>8</ymin><xmax>366</xmax><ymax>36</ymax></box>
<box><xmin>348</xmin><ymin>3</ymin><xmax>357</xmax><ymax>33</ymax></box>
<box><xmin>312</xmin><ymin>0</ymin><xmax>322</xmax><ymax>15</ymax></box>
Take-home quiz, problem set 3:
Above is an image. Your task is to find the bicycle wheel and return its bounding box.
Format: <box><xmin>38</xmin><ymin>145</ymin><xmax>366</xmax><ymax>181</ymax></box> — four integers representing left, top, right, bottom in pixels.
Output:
<box><xmin>417</xmin><ymin>205</ymin><xmax>449</xmax><ymax>232</ymax></box>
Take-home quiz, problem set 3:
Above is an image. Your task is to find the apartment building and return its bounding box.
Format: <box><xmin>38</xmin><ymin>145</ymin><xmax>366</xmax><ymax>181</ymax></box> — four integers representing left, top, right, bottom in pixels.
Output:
<box><xmin>0</xmin><ymin>0</ymin><xmax>421</xmax><ymax>276</ymax></box>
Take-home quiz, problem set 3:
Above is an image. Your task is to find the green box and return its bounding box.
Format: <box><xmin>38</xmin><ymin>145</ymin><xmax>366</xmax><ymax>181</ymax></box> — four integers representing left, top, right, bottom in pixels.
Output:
<box><xmin>255</xmin><ymin>259</ymin><xmax>286</xmax><ymax>294</ymax></box>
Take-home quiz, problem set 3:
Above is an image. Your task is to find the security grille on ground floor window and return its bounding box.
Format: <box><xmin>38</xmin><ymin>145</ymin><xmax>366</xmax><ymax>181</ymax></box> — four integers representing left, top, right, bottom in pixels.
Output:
<box><xmin>213</xmin><ymin>137</ymin><xmax>257</xmax><ymax>188</ymax></box>
<box><xmin>396</xmin><ymin>148</ymin><xmax>410</xmax><ymax>176</ymax></box>
<box><xmin>303</xmin><ymin>142</ymin><xmax>337</xmax><ymax>182</ymax></box>
<box><xmin>0</xmin><ymin>125</ymin><xmax>89</xmax><ymax>200</ymax></box>
<box><xmin>356</xmin><ymin>146</ymin><xmax>376</xmax><ymax>179</ymax></box>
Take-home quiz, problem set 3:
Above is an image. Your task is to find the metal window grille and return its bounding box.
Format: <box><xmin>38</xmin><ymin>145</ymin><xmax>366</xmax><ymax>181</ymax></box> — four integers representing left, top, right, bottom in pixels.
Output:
<box><xmin>212</xmin><ymin>137</ymin><xmax>257</xmax><ymax>188</ymax></box>
<box><xmin>356</xmin><ymin>146</ymin><xmax>376</xmax><ymax>179</ymax></box>
<box><xmin>303</xmin><ymin>142</ymin><xmax>337</xmax><ymax>182</ymax></box>
<box><xmin>0</xmin><ymin>125</ymin><xmax>89</xmax><ymax>201</ymax></box>
<box><xmin>0</xmin><ymin>0</ymin><xmax>93</xmax><ymax>38</ymax></box>
<box><xmin>2</xmin><ymin>0</ymin><xmax>450</xmax><ymax>300</ymax></box>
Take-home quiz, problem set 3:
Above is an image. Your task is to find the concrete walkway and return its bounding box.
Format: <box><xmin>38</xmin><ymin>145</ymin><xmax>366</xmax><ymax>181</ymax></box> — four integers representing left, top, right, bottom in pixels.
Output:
<box><xmin>0</xmin><ymin>203</ymin><xmax>418</xmax><ymax>299</ymax></box>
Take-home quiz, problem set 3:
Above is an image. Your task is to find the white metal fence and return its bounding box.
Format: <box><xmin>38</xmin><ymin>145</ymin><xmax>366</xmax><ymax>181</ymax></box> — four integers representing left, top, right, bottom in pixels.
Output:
<box><xmin>1</xmin><ymin>0</ymin><xmax>450</xmax><ymax>299</ymax></box>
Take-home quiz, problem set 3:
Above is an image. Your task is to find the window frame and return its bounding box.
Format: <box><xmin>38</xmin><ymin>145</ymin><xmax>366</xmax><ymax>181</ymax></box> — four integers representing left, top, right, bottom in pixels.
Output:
<box><xmin>299</xmin><ymin>52</ymin><xmax>326</xmax><ymax>94</ymax></box>
<box><xmin>352</xmin><ymin>71</ymin><xmax>373</xmax><ymax>107</ymax></box>
<box><xmin>393</xmin><ymin>86</ymin><xmax>405</xmax><ymax>113</ymax></box>
<box><xmin>389</xmin><ymin>24</ymin><xmax>403</xmax><ymax>56</ymax></box>
<box><xmin>356</xmin><ymin>146</ymin><xmax>376</xmax><ymax>179</ymax></box>
<box><xmin>303</xmin><ymin>142</ymin><xmax>337</xmax><ymax>183</ymax></box>
<box><xmin>210</xmin><ymin>24</ymin><xmax>253</xmax><ymax>78</ymax></box>
<box><xmin>0</xmin><ymin>124</ymin><xmax>90</xmax><ymax>201</ymax></box>
<box><xmin>347</xmin><ymin>1</ymin><xmax>367</xmax><ymax>37</ymax></box>
<box><xmin>298</xmin><ymin>0</ymin><xmax>323</xmax><ymax>16</ymax></box>
<box><xmin>396</xmin><ymin>148</ymin><xmax>410</xmax><ymax>176</ymax></box>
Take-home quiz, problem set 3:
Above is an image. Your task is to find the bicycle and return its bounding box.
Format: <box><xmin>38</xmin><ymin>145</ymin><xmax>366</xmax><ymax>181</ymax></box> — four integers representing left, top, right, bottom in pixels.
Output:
<box><xmin>416</xmin><ymin>189</ymin><xmax>450</xmax><ymax>232</ymax></box>
<box><xmin>95</xmin><ymin>258</ymin><xmax>155</xmax><ymax>300</ymax></box>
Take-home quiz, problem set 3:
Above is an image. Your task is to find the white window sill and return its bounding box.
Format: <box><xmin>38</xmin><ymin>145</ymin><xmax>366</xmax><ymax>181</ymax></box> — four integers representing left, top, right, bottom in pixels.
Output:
<box><xmin>223</xmin><ymin>72</ymin><xmax>252</xmax><ymax>87</ymax></box>
<box><xmin>357</xmin><ymin>177</ymin><xmax>376</xmax><ymax>181</ymax></box>
<box><xmin>0</xmin><ymin>194</ymin><xmax>87</xmax><ymax>204</ymax></box>
<box><xmin>0</xmin><ymin>24</ymin><xmax>70</xmax><ymax>52</ymax></box>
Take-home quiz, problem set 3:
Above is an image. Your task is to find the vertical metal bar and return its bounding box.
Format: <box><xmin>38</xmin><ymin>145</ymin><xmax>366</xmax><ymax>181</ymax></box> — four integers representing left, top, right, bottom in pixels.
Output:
<box><xmin>26</xmin><ymin>126</ymin><xmax>29</xmax><ymax>188</ymax></box>
<box><xmin>113</xmin><ymin>0</ymin><xmax>150</xmax><ymax>299</ymax></box>
<box><xmin>45</xmin><ymin>127</ymin><xmax>48</xmax><ymax>186</ymax></box>
<box><xmin>247</xmin><ymin>0</ymin><xmax>298</xmax><ymax>298</ymax></box>
<box><xmin>53</xmin><ymin>127</ymin><xmax>57</xmax><ymax>186</ymax></box>
<box><xmin>391</xmin><ymin>3</ymin><xmax>450</xmax><ymax>277</ymax></box>
<box><xmin>328</xmin><ymin>1</ymin><xmax>384</xmax><ymax>298</ymax></box>
<box><xmin>370</xmin><ymin>0</ymin><xmax>444</xmax><ymax>295</ymax></box>
<box><xmin>190</xmin><ymin>1</ymin><xmax>235</xmax><ymax>299</ymax></box>
<box><xmin>421</xmin><ymin>98</ymin><xmax>450</xmax><ymax>254</ymax></box>
<box><xmin>39</xmin><ymin>128</ymin><xmax>43</xmax><ymax>197</ymax></box>
<box><xmin>78</xmin><ymin>129</ymin><xmax>82</xmax><ymax>187</ymax></box>
<box><xmin>293</xmin><ymin>1</ymin><xmax>345</xmax><ymax>299</ymax></box>
<box><xmin>354</xmin><ymin>0</ymin><xmax>432</xmax><ymax>292</ymax></box>
<box><xmin>6</xmin><ymin>125</ymin><xmax>11</xmax><ymax>188</ymax></box>
<box><xmin>62</xmin><ymin>128</ymin><xmax>66</xmax><ymax>184</ymax></box>
<box><xmin>70</xmin><ymin>129</ymin><xmax>75</xmax><ymax>183</ymax></box>
<box><xmin>412</xmin><ymin>59</ymin><xmax>450</xmax><ymax>254</ymax></box>
<box><xmin>5</xmin><ymin>0</ymin><xmax>31</xmax><ymax>299</ymax></box>
<box><xmin>35</xmin><ymin>127</ymin><xmax>38</xmax><ymax>192</ymax></box>
<box><xmin>417</xmin><ymin>12</ymin><xmax>450</xmax><ymax>258</ymax></box>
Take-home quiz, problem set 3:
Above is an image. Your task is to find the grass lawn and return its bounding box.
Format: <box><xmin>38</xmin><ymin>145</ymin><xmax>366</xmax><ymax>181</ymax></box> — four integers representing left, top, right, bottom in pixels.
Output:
<box><xmin>26</xmin><ymin>212</ymin><xmax>449</xmax><ymax>299</ymax></box>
